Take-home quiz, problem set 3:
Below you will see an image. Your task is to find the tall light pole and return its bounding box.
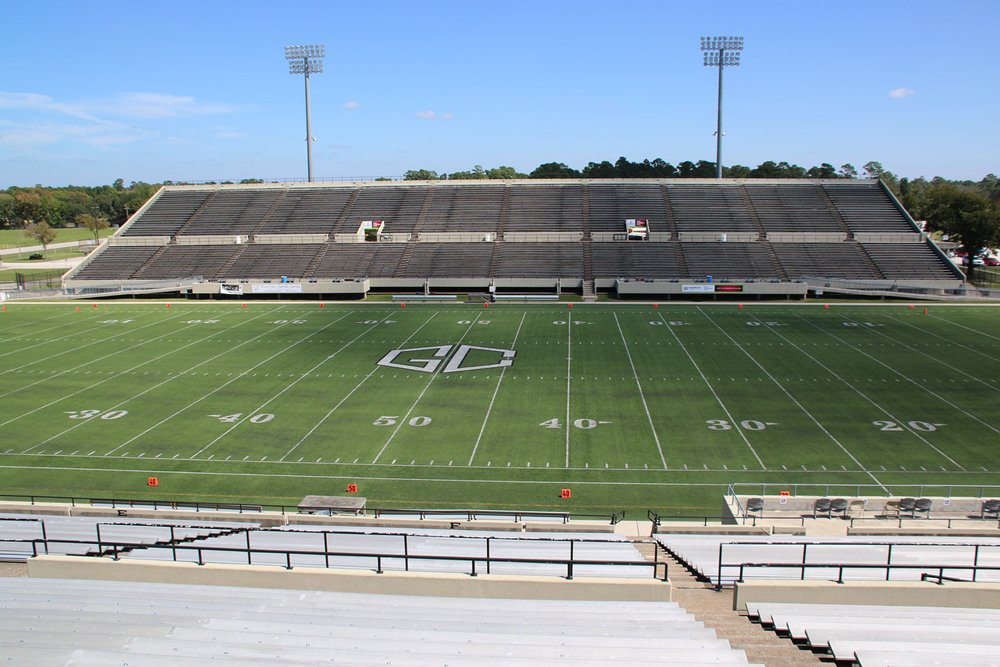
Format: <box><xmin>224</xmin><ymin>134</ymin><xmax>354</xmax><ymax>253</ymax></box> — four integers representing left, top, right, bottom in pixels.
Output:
<box><xmin>285</xmin><ymin>44</ymin><xmax>324</xmax><ymax>183</ymax></box>
<box><xmin>701</xmin><ymin>36</ymin><xmax>744</xmax><ymax>179</ymax></box>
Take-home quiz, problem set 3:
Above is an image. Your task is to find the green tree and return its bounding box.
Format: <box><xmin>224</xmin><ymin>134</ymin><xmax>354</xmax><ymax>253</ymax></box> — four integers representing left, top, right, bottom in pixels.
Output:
<box><xmin>862</xmin><ymin>161</ymin><xmax>900</xmax><ymax>196</ymax></box>
<box><xmin>530</xmin><ymin>162</ymin><xmax>581</xmax><ymax>179</ymax></box>
<box><xmin>25</xmin><ymin>220</ymin><xmax>58</xmax><ymax>257</ymax></box>
<box><xmin>75</xmin><ymin>213</ymin><xmax>110</xmax><ymax>243</ymax></box>
<box><xmin>485</xmin><ymin>166</ymin><xmax>527</xmax><ymax>180</ymax></box>
<box><xmin>404</xmin><ymin>169</ymin><xmax>439</xmax><ymax>181</ymax></box>
<box><xmin>806</xmin><ymin>163</ymin><xmax>838</xmax><ymax>179</ymax></box>
<box><xmin>839</xmin><ymin>164</ymin><xmax>858</xmax><ymax>179</ymax></box>
<box><xmin>919</xmin><ymin>183</ymin><xmax>1000</xmax><ymax>282</ymax></box>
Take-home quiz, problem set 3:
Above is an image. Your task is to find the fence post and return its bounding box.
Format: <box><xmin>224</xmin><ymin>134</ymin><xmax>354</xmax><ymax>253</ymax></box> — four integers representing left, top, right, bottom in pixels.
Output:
<box><xmin>567</xmin><ymin>541</ymin><xmax>574</xmax><ymax>580</ymax></box>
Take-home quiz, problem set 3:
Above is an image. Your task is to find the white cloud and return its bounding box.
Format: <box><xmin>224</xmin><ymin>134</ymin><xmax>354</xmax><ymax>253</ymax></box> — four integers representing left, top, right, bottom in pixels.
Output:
<box><xmin>889</xmin><ymin>88</ymin><xmax>915</xmax><ymax>99</ymax></box>
<box><xmin>414</xmin><ymin>110</ymin><xmax>454</xmax><ymax>120</ymax></box>
<box><xmin>343</xmin><ymin>101</ymin><xmax>361</xmax><ymax>109</ymax></box>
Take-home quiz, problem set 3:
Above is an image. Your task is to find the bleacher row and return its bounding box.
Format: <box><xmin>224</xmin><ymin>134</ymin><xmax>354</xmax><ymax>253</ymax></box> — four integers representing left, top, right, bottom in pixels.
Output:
<box><xmin>0</xmin><ymin>578</ymin><xmax>763</xmax><ymax>667</ymax></box>
<box><xmin>657</xmin><ymin>533</ymin><xmax>1000</xmax><ymax>588</ymax></box>
<box><xmin>73</xmin><ymin>240</ymin><xmax>957</xmax><ymax>282</ymax></box>
<box><xmin>120</xmin><ymin>181</ymin><xmax>914</xmax><ymax>239</ymax></box>
<box><xmin>746</xmin><ymin>602</ymin><xmax>1000</xmax><ymax>666</ymax></box>
<box><xmin>0</xmin><ymin>514</ymin><xmax>651</xmax><ymax>579</ymax></box>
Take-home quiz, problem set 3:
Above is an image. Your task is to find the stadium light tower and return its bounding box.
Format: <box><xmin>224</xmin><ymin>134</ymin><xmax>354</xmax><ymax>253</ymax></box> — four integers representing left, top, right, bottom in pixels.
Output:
<box><xmin>701</xmin><ymin>36</ymin><xmax>744</xmax><ymax>179</ymax></box>
<box><xmin>285</xmin><ymin>44</ymin><xmax>325</xmax><ymax>183</ymax></box>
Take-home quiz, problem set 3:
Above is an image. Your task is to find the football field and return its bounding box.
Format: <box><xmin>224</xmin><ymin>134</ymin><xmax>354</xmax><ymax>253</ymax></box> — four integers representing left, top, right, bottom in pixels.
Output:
<box><xmin>2</xmin><ymin>300</ymin><xmax>999</xmax><ymax>518</ymax></box>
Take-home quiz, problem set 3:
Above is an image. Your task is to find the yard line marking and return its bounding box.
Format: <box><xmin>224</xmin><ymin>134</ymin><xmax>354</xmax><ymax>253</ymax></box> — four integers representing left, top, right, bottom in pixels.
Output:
<box><xmin>565</xmin><ymin>314</ymin><xmax>572</xmax><ymax>467</ymax></box>
<box><xmin>20</xmin><ymin>308</ymin><xmax>280</xmax><ymax>453</ymax></box>
<box><xmin>663</xmin><ymin>311</ymin><xmax>766</xmax><ymax>470</ymax></box>
<box><xmin>0</xmin><ymin>309</ymin><xmax>77</xmax><ymax>338</ymax></box>
<box><xmin>373</xmin><ymin>313</ymin><xmax>486</xmax><ymax>465</ymax></box>
<box><xmin>698</xmin><ymin>307</ymin><xmax>888</xmax><ymax>491</ymax></box>
<box><xmin>280</xmin><ymin>312</ymin><xmax>438</xmax><ymax>461</ymax></box>
<box><xmin>797</xmin><ymin>312</ymin><xmax>997</xmax><ymax>451</ymax></box>
<box><xmin>878</xmin><ymin>314</ymin><xmax>1000</xmax><ymax>391</ymax></box>
<box><xmin>1</xmin><ymin>311</ymin><xmax>232</xmax><ymax>431</ymax></box>
<box><xmin>467</xmin><ymin>312</ymin><xmax>527</xmax><ymax>466</ymax></box>
<box><xmin>0</xmin><ymin>312</ymin><xmax>195</xmax><ymax>401</ymax></box>
<box><xmin>189</xmin><ymin>311</ymin><xmax>362</xmax><ymax>458</ymax></box>
<box><xmin>0</xmin><ymin>314</ymin><xmax>116</xmax><ymax>359</ymax></box>
<box><xmin>702</xmin><ymin>308</ymin><xmax>886</xmax><ymax>489</ymax></box>
<box><xmin>614</xmin><ymin>313</ymin><xmax>666</xmax><ymax>469</ymax></box>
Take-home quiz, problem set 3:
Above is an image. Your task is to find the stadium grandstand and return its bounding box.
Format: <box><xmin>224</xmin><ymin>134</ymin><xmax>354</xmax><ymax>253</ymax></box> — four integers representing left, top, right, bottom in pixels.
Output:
<box><xmin>61</xmin><ymin>178</ymin><xmax>963</xmax><ymax>300</ymax></box>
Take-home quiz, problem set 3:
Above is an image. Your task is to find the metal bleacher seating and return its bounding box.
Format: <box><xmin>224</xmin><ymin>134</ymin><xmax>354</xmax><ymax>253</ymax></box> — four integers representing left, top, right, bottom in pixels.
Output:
<box><xmin>770</xmin><ymin>241</ymin><xmax>882</xmax><ymax>280</ymax></box>
<box><xmin>70</xmin><ymin>246</ymin><xmax>162</xmax><ymax>280</ymax></box>
<box><xmin>657</xmin><ymin>533</ymin><xmax>1000</xmax><ymax>588</ymax></box>
<box><xmin>420</xmin><ymin>185</ymin><xmax>504</xmax><ymax>233</ymax></box>
<box><xmin>257</xmin><ymin>187</ymin><xmax>354</xmax><ymax>235</ymax></box>
<box><xmin>121</xmin><ymin>523</ymin><xmax>654</xmax><ymax>579</ymax></box>
<box><xmin>74</xmin><ymin>180</ymin><xmax>961</xmax><ymax>291</ymax></box>
<box><xmin>745</xmin><ymin>184</ymin><xmax>843</xmax><ymax>233</ymax></box>
<box><xmin>495</xmin><ymin>242</ymin><xmax>585</xmax><ymax>278</ymax></box>
<box><xmin>0</xmin><ymin>513</ymin><xmax>252</xmax><ymax>560</ymax></box>
<box><xmin>667</xmin><ymin>184</ymin><xmax>756</xmax><ymax>233</ymax></box>
<box><xmin>121</xmin><ymin>189</ymin><xmax>211</xmax><ymax>237</ymax></box>
<box><xmin>505</xmin><ymin>184</ymin><xmax>585</xmax><ymax>232</ymax></box>
<box><xmin>223</xmin><ymin>243</ymin><xmax>324</xmax><ymax>279</ymax></box>
<box><xmin>178</xmin><ymin>189</ymin><xmax>282</xmax><ymax>237</ymax></box>
<box><xmin>401</xmin><ymin>242</ymin><xmax>495</xmax><ymax>278</ymax></box>
<box><xmin>822</xmin><ymin>183</ymin><xmax>917</xmax><ymax>234</ymax></box>
<box><xmin>0</xmin><ymin>577</ymin><xmax>764</xmax><ymax>666</ymax></box>
<box><xmin>746</xmin><ymin>601</ymin><xmax>1000</xmax><ymax>666</ymax></box>
<box><xmin>588</xmin><ymin>183</ymin><xmax>669</xmax><ymax>233</ymax></box>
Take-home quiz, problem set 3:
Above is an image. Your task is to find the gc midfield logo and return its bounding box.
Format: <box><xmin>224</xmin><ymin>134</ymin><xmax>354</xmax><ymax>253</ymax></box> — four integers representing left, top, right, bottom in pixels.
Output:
<box><xmin>376</xmin><ymin>345</ymin><xmax>516</xmax><ymax>373</ymax></box>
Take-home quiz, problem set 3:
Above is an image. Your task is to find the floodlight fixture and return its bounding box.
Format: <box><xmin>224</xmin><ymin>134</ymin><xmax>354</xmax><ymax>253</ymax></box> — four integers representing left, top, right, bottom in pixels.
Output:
<box><xmin>285</xmin><ymin>43</ymin><xmax>325</xmax><ymax>182</ymax></box>
<box><xmin>701</xmin><ymin>35</ymin><xmax>744</xmax><ymax>178</ymax></box>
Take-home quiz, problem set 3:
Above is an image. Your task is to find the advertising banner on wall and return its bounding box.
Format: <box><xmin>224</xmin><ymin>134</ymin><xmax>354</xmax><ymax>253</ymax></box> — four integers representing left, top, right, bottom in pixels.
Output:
<box><xmin>251</xmin><ymin>284</ymin><xmax>303</xmax><ymax>294</ymax></box>
<box><xmin>220</xmin><ymin>284</ymin><xmax>244</xmax><ymax>296</ymax></box>
<box><xmin>681</xmin><ymin>284</ymin><xmax>716</xmax><ymax>293</ymax></box>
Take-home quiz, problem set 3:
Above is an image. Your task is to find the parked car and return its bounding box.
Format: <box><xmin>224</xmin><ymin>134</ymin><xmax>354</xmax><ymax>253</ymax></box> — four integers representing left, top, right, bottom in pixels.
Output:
<box><xmin>984</xmin><ymin>257</ymin><xmax>1000</xmax><ymax>266</ymax></box>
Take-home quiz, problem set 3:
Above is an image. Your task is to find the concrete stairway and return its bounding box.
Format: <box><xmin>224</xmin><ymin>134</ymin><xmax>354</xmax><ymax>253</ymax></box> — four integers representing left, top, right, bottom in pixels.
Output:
<box><xmin>633</xmin><ymin>541</ymin><xmax>829</xmax><ymax>667</ymax></box>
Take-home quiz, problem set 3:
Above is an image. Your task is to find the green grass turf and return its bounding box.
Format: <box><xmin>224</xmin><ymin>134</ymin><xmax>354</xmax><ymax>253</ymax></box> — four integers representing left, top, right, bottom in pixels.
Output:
<box><xmin>1</xmin><ymin>301</ymin><xmax>999</xmax><ymax>519</ymax></box>
<box><xmin>0</xmin><ymin>227</ymin><xmax>115</xmax><ymax>249</ymax></box>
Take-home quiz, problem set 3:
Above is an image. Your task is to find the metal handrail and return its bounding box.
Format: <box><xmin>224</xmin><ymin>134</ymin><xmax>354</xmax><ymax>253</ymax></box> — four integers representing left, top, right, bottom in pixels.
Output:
<box><xmin>715</xmin><ymin>539</ymin><xmax>1000</xmax><ymax>589</ymax></box>
<box><xmin>0</xmin><ymin>537</ymin><xmax>667</xmax><ymax>581</ymax></box>
<box><xmin>0</xmin><ymin>494</ymin><xmax>622</xmax><ymax>524</ymax></box>
<box><xmin>734</xmin><ymin>561</ymin><xmax>1000</xmax><ymax>586</ymax></box>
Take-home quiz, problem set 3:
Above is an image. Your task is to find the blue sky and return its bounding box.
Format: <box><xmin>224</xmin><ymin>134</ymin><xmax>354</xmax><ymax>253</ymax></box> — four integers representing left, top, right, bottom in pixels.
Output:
<box><xmin>1</xmin><ymin>0</ymin><xmax>997</xmax><ymax>187</ymax></box>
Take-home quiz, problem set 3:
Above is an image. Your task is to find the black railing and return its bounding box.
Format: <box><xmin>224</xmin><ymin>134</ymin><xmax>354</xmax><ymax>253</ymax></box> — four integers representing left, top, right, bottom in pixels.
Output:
<box><xmin>734</xmin><ymin>561</ymin><xmax>1000</xmax><ymax>586</ymax></box>
<box><xmin>0</xmin><ymin>536</ymin><xmax>666</xmax><ymax>581</ymax></box>
<box><xmin>0</xmin><ymin>494</ymin><xmax>622</xmax><ymax>524</ymax></box>
<box><xmin>715</xmin><ymin>540</ymin><xmax>1000</xmax><ymax>589</ymax></box>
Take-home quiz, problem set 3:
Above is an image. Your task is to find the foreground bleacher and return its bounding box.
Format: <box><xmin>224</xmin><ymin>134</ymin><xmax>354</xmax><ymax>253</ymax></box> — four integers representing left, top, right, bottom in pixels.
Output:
<box><xmin>746</xmin><ymin>601</ymin><xmax>1000</xmax><ymax>666</ymax></box>
<box><xmin>0</xmin><ymin>577</ymin><xmax>763</xmax><ymax>667</ymax></box>
<box><xmin>64</xmin><ymin>179</ymin><xmax>962</xmax><ymax>298</ymax></box>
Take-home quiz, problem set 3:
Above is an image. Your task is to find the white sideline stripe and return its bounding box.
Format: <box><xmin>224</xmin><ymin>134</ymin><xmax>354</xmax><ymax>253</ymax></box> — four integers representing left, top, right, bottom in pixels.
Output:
<box><xmin>925</xmin><ymin>311</ymin><xmax>1000</xmax><ymax>344</ymax></box>
<box><xmin>703</xmin><ymin>308</ymin><xmax>887</xmax><ymax>489</ymax></box>
<box><xmin>372</xmin><ymin>313</ymin><xmax>484</xmax><ymax>465</ymax></box>
<box><xmin>467</xmin><ymin>312</ymin><xmax>527</xmax><ymax>466</ymax></box>
<box><xmin>26</xmin><ymin>309</ymin><xmax>275</xmax><ymax>453</ymax></box>
<box><xmin>788</xmin><ymin>313</ymin><xmax>965</xmax><ymax>469</ymax></box>
<box><xmin>281</xmin><ymin>312</ymin><xmax>440</xmax><ymax>461</ymax></box>
<box><xmin>663</xmin><ymin>311</ymin><xmax>766</xmax><ymax>470</ymax></box>
<box><xmin>98</xmin><ymin>308</ymin><xmax>304</xmax><ymax>454</ymax></box>
<box><xmin>0</xmin><ymin>312</ymin><xmax>192</xmax><ymax>402</ymax></box>
<box><xmin>1</xmin><ymin>314</ymin><xmax>214</xmax><ymax>433</ymax></box>
<box><xmin>189</xmin><ymin>312</ymin><xmax>356</xmax><ymax>458</ymax></box>
<box><xmin>614</xmin><ymin>313</ymin><xmax>666</xmax><ymax>469</ymax></box>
